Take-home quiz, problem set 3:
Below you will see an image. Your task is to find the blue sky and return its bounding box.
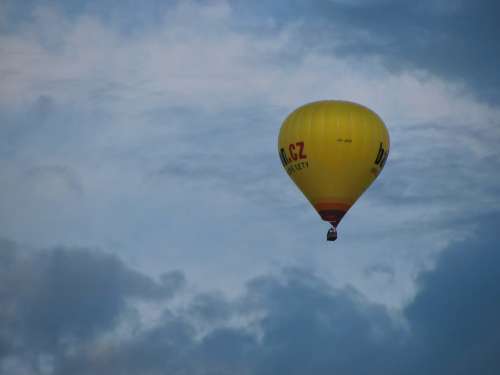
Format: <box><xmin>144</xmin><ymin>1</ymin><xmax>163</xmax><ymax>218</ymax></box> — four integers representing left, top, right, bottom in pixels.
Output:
<box><xmin>1</xmin><ymin>1</ymin><xmax>500</xmax><ymax>373</ymax></box>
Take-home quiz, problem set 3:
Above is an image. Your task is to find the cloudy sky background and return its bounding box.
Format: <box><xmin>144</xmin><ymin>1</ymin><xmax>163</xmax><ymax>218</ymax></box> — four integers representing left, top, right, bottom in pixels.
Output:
<box><xmin>1</xmin><ymin>0</ymin><xmax>500</xmax><ymax>373</ymax></box>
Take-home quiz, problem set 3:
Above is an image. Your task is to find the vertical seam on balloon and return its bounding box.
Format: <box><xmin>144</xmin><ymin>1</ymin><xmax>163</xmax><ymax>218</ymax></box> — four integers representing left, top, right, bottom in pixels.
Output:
<box><xmin>369</xmin><ymin>112</ymin><xmax>376</xmax><ymax>172</ymax></box>
<box><xmin>360</xmin><ymin>110</ymin><xmax>369</xmax><ymax>185</ymax></box>
<box><xmin>334</xmin><ymin>102</ymin><xmax>341</xmax><ymax>200</ymax></box>
<box><xmin>348</xmin><ymin>107</ymin><xmax>354</xmax><ymax>198</ymax></box>
<box><xmin>318</xmin><ymin>102</ymin><xmax>326</xmax><ymax>202</ymax></box>
<box><xmin>322</xmin><ymin>101</ymin><xmax>337</xmax><ymax>204</ymax></box>
<box><xmin>308</xmin><ymin>101</ymin><xmax>314</xmax><ymax>183</ymax></box>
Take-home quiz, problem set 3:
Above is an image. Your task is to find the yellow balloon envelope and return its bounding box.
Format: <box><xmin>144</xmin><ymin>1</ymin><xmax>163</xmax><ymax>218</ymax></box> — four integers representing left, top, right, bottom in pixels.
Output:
<box><xmin>278</xmin><ymin>100</ymin><xmax>389</xmax><ymax>240</ymax></box>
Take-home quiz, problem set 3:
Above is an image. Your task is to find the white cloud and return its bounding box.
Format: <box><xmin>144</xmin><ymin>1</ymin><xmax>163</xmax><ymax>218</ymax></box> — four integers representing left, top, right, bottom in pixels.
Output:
<box><xmin>0</xmin><ymin>0</ymin><xmax>499</xmax><ymax>307</ymax></box>
<box><xmin>1</xmin><ymin>2</ymin><xmax>496</xmax><ymax>121</ymax></box>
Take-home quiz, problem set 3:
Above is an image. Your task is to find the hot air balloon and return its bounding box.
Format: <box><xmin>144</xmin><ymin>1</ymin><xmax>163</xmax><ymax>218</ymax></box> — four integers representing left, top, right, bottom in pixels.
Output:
<box><xmin>278</xmin><ymin>100</ymin><xmax>389</xmax><ymax>241</ymax></box>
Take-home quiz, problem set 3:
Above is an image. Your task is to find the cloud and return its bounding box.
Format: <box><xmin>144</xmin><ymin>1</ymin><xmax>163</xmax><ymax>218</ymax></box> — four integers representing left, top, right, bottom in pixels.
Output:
<box><xmin>1</xmin><ymin>0</ymin><xmax>499</xmax><ymax>307</ymax></box>
<box><xmin>2</xmin><ymin>214</ymin><xmax>500</xmax><ymax>374</ymax></box>
<box><xmin>1</xmin><ymin>3</ymin><xmax>499</xmax><ymax>373</ymax></box>
<box><xmin>0</xmin><ymin>240</ymin><xmax>184</xmax><ymax>372</ymax></box>
<box><xmin>233</xmin><ymin>0</ymin><xmax>500</xmax><ymax>104</ymax></box>
<box><xmin>404</xmin><ymin>213</ymin><xmax>500</xmax><ymax>374</ymax></box>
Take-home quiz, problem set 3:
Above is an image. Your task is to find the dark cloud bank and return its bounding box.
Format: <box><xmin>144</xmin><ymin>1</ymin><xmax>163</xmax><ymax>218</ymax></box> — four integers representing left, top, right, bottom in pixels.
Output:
<box><xmin>2</xmin><ymin>215</ymin><xmax>500</xmax><ymax>374</ymax></box>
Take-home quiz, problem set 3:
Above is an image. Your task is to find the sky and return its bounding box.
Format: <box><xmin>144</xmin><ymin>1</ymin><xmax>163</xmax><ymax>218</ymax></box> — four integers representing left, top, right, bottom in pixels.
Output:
<box><xmin>1</xmin><ymin>0</ymin><xmax>500</xmax><ymax>373</ymax></box>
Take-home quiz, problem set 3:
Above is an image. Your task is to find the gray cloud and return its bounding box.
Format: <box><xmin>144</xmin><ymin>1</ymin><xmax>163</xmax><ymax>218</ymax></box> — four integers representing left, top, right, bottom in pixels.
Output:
<box><xmin>1</xmin><ymin>2</ymin><xmax>500</xmax><ymax>372</ymax></box>
<box><xmin>151</xmin><ymin>106</ymin><xmax>288</xmax><ymax>208</ymax></box>
<box><xmin>52</xmin><ymin>267</ymin><xmax>399</xmax><ymax>375</ymax></box>
<box><xmin>369</xmin><ymin>119</ymin><xmax>500</xmax><ymax>218</ymax></box>
<box><xmin>233</xmin><ymin>0</ymin><xmax>500</xmax><ymax>104</ymax></box>
<box><xmin>0</xmin><ymin>0</ymin><xmax>498</xmax><ymax>327</ymax></box>
<box><xmin>3</xmin><ymin>1</ymin><xmax>498</xmax><ymax>104</ymax></box>
<box><xmin>332</xmin><ymin>0</ymin><xmax>500</xmax><ymax>104</ymax></box>
<box><xmin>0</xmin><ymin>241</ymin><xmax>184</xmax><ymax>371</ymax></box>
<box><xmin>404</xmin><ymin>213</ymin><xmax>500</xmax><ymax>374</ymax></box>
<box><xmin>24</xmin><ymin>164</ymin><xmax>85</xmax><ymax>196</ymax></box>
<box><xmin>3</xmin><ymin>215</ymin><xmax>500</xmax><ymax>374</ymax></box>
